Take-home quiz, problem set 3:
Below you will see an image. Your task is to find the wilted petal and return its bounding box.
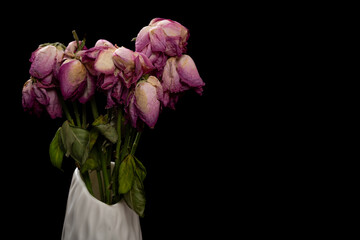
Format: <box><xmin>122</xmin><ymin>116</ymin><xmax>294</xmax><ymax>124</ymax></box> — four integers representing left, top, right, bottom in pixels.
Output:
<box><xmin>40</xmin><ymin>74</ymin><xmax>54</xmax><ymax>87</ymax></box>
<box><xmin>113</xmin><ymin>47</ymin><xmax>135</xmax><ymax>71</ymax></box>
<box><xmin>22</xmin><ymin>79</ymin><xmax>35</xmax><ymax>110</ymax></box>
<box><xmin>148</xmin><ymin>51</ymin><xmax>167</xmax><ymax>72</ymax></box>
<box><xmin>135</xmin><ymin>26</ymin><xmax>151</xmax><ymax>52</ymax></box>
<box><xmin>29</xmin><ymin>45</ymin><xmax>57</xmax><ymax>79</ymax></box>
<box><xmin>82</xmin><ymin>46</ymin><xmax>102</xmax><ymax>62</ymax></box>
<box><xmin>162</xmin><ymin>57</ymin><xmax>182</xmax><ymax>93</ymax></box>
<box><xmin>133</xmin><ymin>55</ymin><xmax>143</xmax><ymax>82</ymax></box>
<box><xmin>58</xmin><ymin>59</ymin><xmax>87</xmax><ymax>100</ymax></box>
<box><xmin>147</xmin><ymin>76</ymin><xmax>163</xmax><ymax>102</ymax></box>
<box><xmin>176</xmin><ymin>55</ymin><xmax>204</xmax><ymax>90</ymax></box>
<box><xmin>149</xmin><ymin>27</ymin><xmax>166</xmax><ymax>52</ymax></box>
<box><xmin>94</xmin><ymin>48</ymin><xmax>116</xmax><ymax>74</ymax></box>
<box><xmin>53</xmin><ymin>48</ymin><xmax>64</xmax><ymax>78</ymax></box>
<box><xmin>95</xmin><ymin>39</ymin><xmax>115</xmax><ymax>48</ymax></box>
<box><xmin>46</xmin><ymin>89</ymin><xmax>62</xmax><ymax>119</ymax></box>
<box><xmin>106</xmin><ymin>90</ymin><xmax>116</xmax><ymax>109</ymax></box>
<box><xmin>128</xmin><ymin>92</ymin><xmax>138</xmax><ymax>127</ymax></box>
<box><xmin>137</xmin><ymin>52</ymin><xmax>154</xmax><ymax>73</ymax></box>
<box><xmin>100</xmin><ymin>74</ymin><xmax>118</xmax><ymax>90</ymax></box>
<box><xmin>78</xmin><ymin>74</ymin><xmax>95</xmax><ymax>104</ymax></box>
<box><xmin>33</xmin><ymin>84</ymin><xmax>50</xmax><ymax>105</ymax></box>
<box><xmin>135</xmin><ymin>81</ymin><xmax>160</xmax><ymax>128</ymax></box>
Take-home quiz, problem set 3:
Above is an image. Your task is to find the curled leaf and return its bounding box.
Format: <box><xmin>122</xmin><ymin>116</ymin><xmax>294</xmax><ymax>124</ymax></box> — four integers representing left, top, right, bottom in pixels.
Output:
<box><xmin>49</xmin><ymin>128</ymin><xmax>64</xmax><ymax>170</ymax></box>
<box><xmin>118</xmin><ymin>155</ymin><xmax>135</xmax><ymax>194</ymax></box>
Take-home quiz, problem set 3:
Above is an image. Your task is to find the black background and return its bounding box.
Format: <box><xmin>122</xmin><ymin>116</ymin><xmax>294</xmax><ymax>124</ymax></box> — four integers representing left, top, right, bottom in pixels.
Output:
<box><xmin>1</xmin><ymin>2</ymin><xmax>311</xmax><ymax>239</ymax></box>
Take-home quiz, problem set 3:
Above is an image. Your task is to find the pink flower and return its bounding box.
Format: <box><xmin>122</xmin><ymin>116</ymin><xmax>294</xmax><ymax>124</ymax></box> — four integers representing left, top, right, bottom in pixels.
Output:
<box><xmin>29</xmin><ymin>43</ymin><xmax>65</xmax><ymax>87</ymax></box>
<box><xmin>81</xmin><ymin>39</ymin><xmax>117</xmax><ymax>76</ymax></box>
<box><xmin>128</xmin><ymin>76</ymin><xmax>163</xmax><ymax>128</ymax></box>
<box><xmin>112</xmin><ymin>47</ymin><xmax>154</xmax><ymax>89</ymax></box>
<box><xmin>161</xmin><ymin>55</ymin><xmax>205</xmax><ymax>109</ymax></box>
<box><xmin>22</xmin><ymin>79</ymin><xmax>62</xmax><ymax>119</ymax></box>
<box><xmin>58</xmin><ymin>41</ymin><xmax>95</xmax><ymax>103</ymax></box>
<box><xmin>135</xmin><ymin>18</ymin><xmax>189</xmax><ymax>72</ymax></box>
<box><xmin>58</xmin><ymin>59</ymin><xmax>95</xmax><ymax>103</ymax></box>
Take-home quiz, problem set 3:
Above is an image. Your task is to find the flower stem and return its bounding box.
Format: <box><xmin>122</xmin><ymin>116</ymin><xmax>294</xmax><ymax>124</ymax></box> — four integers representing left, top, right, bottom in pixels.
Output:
<box><xmin>82</xmin><ymin>103</ymin><xmax>87</xmax><ymax>128</ymax></box>
<box><xmin>58</xmin><ymin>93</ymin><xmax>74</xmax><ymax>125</ymax></box>
<box><xmin>82</xmin><ymin>171</ymin><xmax>94</xmax><ymax>196</ymax></box>
<box><xmin>72</xmin><ymin>102</ymin><xmax>81</xmax><ymax>127</ymax></box>
<box><xmin>97</xmin><ymin>170</ymin><xmax>105</xmax><ymax>202</ymax></box>
<box><xmin>90</xmin><ymin>97</ymin><xmax>99</xmax><ymax>120</ymax></box>
<box><xmin>112</xmin><ymin>108</ymin><xmax>123</xmax><ymax>201</ymax></box>
<box><xmin>115</xmin><ymin>109</ymin><xmax>122</xmax><ymax>160</ymax></box>
<box><xmin>130</xmin><ymin>131</ymin><xmax>142</xmax><ymax>155</ymax></box>
<box><xmin>101</xmin><ymin>152</ymin><xmax>111</xmax><ymax>204</ymax></box>
<box><xmin>72</xmin><ymin>30</ymin><xmax>79</xmax><ymax>50</ymax></box>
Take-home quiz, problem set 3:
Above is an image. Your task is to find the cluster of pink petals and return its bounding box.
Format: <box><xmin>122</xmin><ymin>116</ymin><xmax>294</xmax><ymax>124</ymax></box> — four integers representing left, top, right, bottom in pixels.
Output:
<box><xmin>23</xmin><ymin>43</ymin><xmax>65</xmax><ymax>119</ymax></box>
<box><xmin>136</xmin><ymin>18</ymin><xmax>189</xmax><ymax>73</ymax></box>
<box><xmin>22</xmin><ymin>18</ymin><xmax>205</xmax><ymax>129</ymax></box>
<box><xmin>22</xmin><ymin>79</ymin><xmax>62</xmax><ymax>119</ymax></box>
<box><xmin>135</xmin><ymin>18</ymin><xmax>205</xmax><ymax>111</ymax></box>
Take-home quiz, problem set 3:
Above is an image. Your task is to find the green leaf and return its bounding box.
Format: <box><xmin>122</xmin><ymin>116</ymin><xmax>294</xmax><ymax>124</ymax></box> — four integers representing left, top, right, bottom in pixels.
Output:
<box><xmin>59</xmin><ymin>121</ymin><xmax>90</xmax><ymax>164</ymax></box>
<box><xmin>124</xmin><ymin>175</ymin><xmax>146</xmax><ymax>217</ymax></box>
<box><xmin>94</xmin><ymin>124</ymin><xmax>118</xmax><ymax>144</ymax></box>
<box><xmin>71</xmin><ymin>127</ymin><xmax>91</xmax><ymax>164</ymax></box>
<box><xmin>81</xmin><ymin>143</ymin><xmax>102</xmax><ymax>173</ymax></box>
<box><xmin>92</xmin><ymin>114</ymin><xmax>118</xmax><ymax>144</ymax></box>
<box><xmin>81</xmin><ymin>158</ymin><xmax>99</xmax><ymax>173</ymax></box>
<box><xmin>92</xmin><ymin>114</ymin><xmax>108</xmax><ymax>125</ymax></box>
<box><xmin>89</xmin><ymin>128</ymin><xmax>99</xmax><ymax>151</ymax></box>
<box><xmin>60</xmin><ymin>121</ymin><xmax>74</xmax><ymax>157</ymax></box>
<box><xmin>118</xmin><ymin>155</ymin><xmax>135</xmax><ymax>194</ymax></box>
<box><xmin>134</xmin><ymin>157</ymin><xmax>147</xmax><ymax>182</ymax></box>
<box><xmin>49</xmin><ymin>128</ymin><xmax>64</xmax><ymax>170</ymax></box>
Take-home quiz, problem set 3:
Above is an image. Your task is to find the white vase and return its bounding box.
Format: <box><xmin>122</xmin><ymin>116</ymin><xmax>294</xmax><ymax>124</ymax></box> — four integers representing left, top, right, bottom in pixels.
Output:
<box><xmin>61</xmin><ymin>166</ymin><xmax>142</xmax><ymax>240</ymax></box>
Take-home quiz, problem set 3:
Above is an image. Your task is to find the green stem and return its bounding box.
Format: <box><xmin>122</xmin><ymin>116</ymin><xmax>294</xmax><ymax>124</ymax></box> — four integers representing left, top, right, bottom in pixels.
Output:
<box><xmin>82</xmin><ymin>171</ymin><xmax>94</xmax><ymax>196</ymax></box>
<box><xmin>130</xmin><ymin>131</ymin><xmax>142</xmax><ymax>155</ymax></box>
<box><xmin>112</xmin><ymin>108</ymin><xmax>123</xmax><ymax>201</ymax></box>
<box><xmin>97</xmin><ymin>170</ymin><xmax>104</xmax><ymax>202</ymax></box>
<box><xmin>101</xmin><ymin>153</ymin><xmax>111</xmax><ymax>204</ymax></box>
<box><xmin>82</xmin><ymin>103</ymin><xmax>87</xmax><ymax>128</ymax></box>
<box><xmin>72</xmin><ymin>30</ymin><xmax>79</xmax><ymax>50</ymax></box>
<box><xmin>72</xmin><ymin>102</ymin><xmax>81</xmax><ymax>127</ymax></box>
<box><xmin>58</xmin><ymin>93</ymin><xmax>74</xmax><ymax>125</ymax></box>
<box><xmin>72</xmin><ymin>30</ymin><xmax>86</xmax><ymax>53</ymax></box>
<box><xmin>90</xmin><ymin>97</ymin><xmax>99</xmax><ymax>120</ymax></box>
<box><xmin>115</xmin><ymin>109</ymin><xmax>122</xmax><ymax>160</ymax></box>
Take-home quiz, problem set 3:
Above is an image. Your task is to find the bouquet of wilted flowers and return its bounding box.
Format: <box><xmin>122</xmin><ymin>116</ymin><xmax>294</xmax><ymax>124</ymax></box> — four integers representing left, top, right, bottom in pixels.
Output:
<box><xmin>22</xmin><ymin>18</ymin><xmax>204</xmax><ymax>217</ymax></box>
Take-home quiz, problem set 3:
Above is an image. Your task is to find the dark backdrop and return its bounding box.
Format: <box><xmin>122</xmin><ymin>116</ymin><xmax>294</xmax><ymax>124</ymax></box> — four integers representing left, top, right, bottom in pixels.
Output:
<box><xmin>1</xmin><ymin>2</ymin><xmax>305</xmax><ymax>239</ymax></box>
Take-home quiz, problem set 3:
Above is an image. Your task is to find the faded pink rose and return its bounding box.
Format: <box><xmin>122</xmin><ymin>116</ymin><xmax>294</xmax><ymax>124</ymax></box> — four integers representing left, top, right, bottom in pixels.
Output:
<box><xmin>135</xmin><ymin>18</ymin><xmax>189</xmax><ymax>72</ymax></box>
<box><xmin>29</xmin><ymin>43</ymin><xmax>65</xmax><ymax>87</ymax></box>
<box><xmin>112</xmin><ymin>46</ymin><xmax>154</xmax><ymax>89</ymax></box>
<box><xmin>22</xmin><ymin>79</ymin><xmax>62</xmax><ymax>119</ymax></box>
<box><xmin>128</xmin><ymin>76</ymin><xmax>163</xmax><ymax>128</ymax></box>
<box><xmin>161</xmin><ymin>55</ymin><xmax>204</xmax><ymax>109</ymax></box>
